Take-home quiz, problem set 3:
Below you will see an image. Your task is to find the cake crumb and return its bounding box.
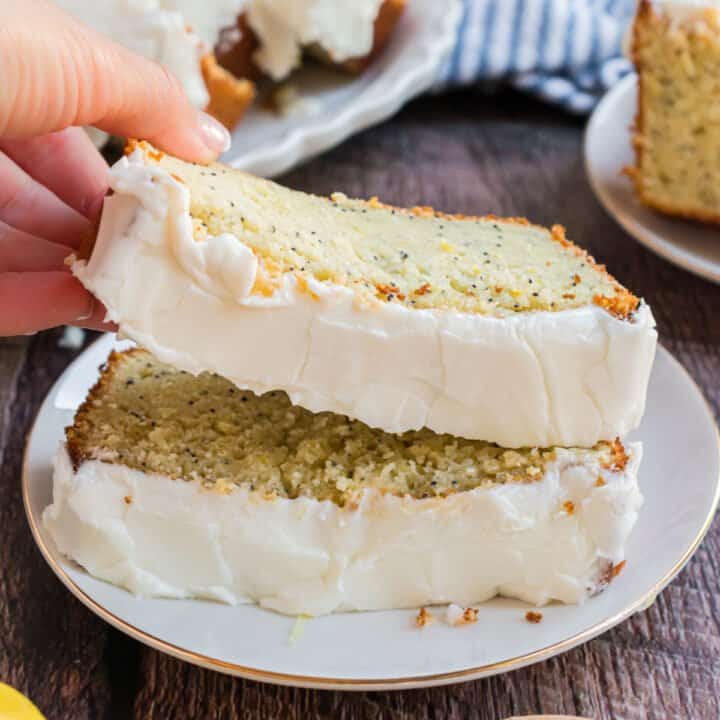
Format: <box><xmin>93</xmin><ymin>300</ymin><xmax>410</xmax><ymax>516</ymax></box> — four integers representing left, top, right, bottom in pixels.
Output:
<box><xmin>446</xmin><ymin>603</ymin><xmax>478</xmax><ymax>626</ymax></box>
<box><xmin>525</xmin><ymin>611</ymin><xmax>543</xmax><ymax>624</ymax></box>
<box><xmin>563</xmin><ymin>500</ymin><xmax>575</xmax><ymax>515</ymax></box>
<box><xmin>602</xmin><ymin>438</ymin><xmax>630</xmax><ymax>471</ymax></box>
<box><xmin>595</xmin><ymin>477</ymin><xmax>607</xmax><ymax>487</ymax></box>
<box><xmin>609</xmin><ymin>560</ymin><xmax>626</xmax><ymax>579</ymax></box>
<box><xmin>123</xmin><ymin>495</ymin><xmax>133</xmax><ymax>505</ymax></box>
<box><xmin>415</xmin><ymin>607</ymin><xmax>434</xmax><ymax>628</ymax></box>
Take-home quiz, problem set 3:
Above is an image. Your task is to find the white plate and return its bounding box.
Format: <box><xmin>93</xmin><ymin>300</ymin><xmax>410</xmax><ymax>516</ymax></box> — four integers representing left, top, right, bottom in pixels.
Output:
<box><xmin>220</xmin><ymin>0</ymin><xmax>461</xmax><ymax>177</ymax></box>
<box><xmin>585</xmin><ymin>73</ymin><xmax>720</xmax><ymax>285</ymax></box>
<box><xmin>23</xmin><ymin>336</ymin><xmax>719</xmax><ymax>690</ymax></box>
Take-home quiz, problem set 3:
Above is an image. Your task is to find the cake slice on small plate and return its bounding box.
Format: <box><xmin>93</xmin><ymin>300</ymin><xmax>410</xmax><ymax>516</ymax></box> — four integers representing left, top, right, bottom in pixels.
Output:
<box><xmin>55</xmin><ymin>1</ymin><xmax>255</xmax><ymax>132</ymax></box>
<box><xmin>44</xmin><ymin>350</ymin><xmax>642</xmax><ymax>617</ymax></box>
<box><xmin>628</xmin><ymin>0</ymin><xmax>720</xmax><ymax>223</ymax></box>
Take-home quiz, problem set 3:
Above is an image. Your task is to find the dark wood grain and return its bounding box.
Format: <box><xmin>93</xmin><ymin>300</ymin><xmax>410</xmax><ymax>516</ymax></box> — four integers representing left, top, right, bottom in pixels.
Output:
<box><xmin>0</xmin><ymin>331</ymin><xmax>112</xmax><ymax>720</ymax></box>
<box><xmin>1</xmin><ymin>91</ymin><xmax>718</xmax><ymax>720</ymax></box>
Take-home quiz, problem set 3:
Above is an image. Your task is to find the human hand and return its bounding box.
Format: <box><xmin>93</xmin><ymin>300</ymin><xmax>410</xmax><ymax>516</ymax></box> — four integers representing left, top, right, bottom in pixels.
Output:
<box><xmin>0</xmin><ymin>0</ymin><xmax>231</xmax><ymax>336</ymax></box>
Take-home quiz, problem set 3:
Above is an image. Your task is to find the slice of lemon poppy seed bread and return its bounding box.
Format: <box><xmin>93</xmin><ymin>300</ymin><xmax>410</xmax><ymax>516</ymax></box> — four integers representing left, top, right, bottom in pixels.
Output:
<box><xmin>73</xmin><ymin>141</ymin><xmax>656</xmax><ymax>448</ymax></box>
<box><xmin>629</xmin><ymin>0</ymin><xmax>720</xmax><ymax>223</ymax></box>
<box><xmin>44</xmin><ymin>350</ymin><xmax>643</xmax><ymax>616</ymax></box>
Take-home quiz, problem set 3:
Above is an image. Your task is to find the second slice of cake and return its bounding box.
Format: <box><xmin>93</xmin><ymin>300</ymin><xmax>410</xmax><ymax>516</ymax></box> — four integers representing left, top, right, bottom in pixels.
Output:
<box><xmin>74</xmin><ymin>142</ymin><xmax>657</xmax><ymax>448</ymax></box>
<box><xmin>44</xmin><ymin>350</ymin><xmax>643</xmax><ymax>616</ymax></box>
<box><xmin>628</xmin><ymin>0</ymin><xmax>720</xmax><ymax>223</ymax></box>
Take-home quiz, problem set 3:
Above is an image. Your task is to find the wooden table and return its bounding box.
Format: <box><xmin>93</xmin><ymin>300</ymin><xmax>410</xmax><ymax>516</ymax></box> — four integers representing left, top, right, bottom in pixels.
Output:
<box><xmin>1</xmin><ymin>91</ymin><xmax>718</xmax><ymax>720</ymax></box>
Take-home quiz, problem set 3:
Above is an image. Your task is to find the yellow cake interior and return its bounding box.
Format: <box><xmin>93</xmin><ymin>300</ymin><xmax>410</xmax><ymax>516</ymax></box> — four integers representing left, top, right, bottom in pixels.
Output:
<box><xmin>67</xmin><ymin>350</ymin><xmax>626</xmax><ymax>507</ymax></box>
<box><xmin>135</xmin><ymin>144</ymin><xmax>637</xmax><ymax>317</ymax></box>
<box><xmin>631</xmin><ymin>4</ymin><xmax>720</xmax><ymax>221</ymax></box>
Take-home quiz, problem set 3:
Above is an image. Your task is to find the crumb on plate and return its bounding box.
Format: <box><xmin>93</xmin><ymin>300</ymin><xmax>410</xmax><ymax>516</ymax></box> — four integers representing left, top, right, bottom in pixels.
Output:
<box><xmin>446</xmin><ymin>603</ymin><xmax>478</xmax><ymax>626</ymax></box>
<box><xmin>415</xmin><ymin>607</ymin><xmax>433</xmax><ymax>628</ymax></box>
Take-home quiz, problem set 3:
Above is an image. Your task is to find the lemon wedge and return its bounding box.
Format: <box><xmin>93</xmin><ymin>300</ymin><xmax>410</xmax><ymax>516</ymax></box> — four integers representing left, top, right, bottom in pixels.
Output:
<box><xmin>0</xmin><ymin>683</ymin><xmax>45</xmax><ymax>720</ymax></box>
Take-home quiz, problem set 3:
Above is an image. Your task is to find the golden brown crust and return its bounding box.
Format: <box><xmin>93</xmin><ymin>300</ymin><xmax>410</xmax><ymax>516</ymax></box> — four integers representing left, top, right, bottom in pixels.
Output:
<box><xmin>629</xmin><ymin>177</ymin><xmax>720</xmax><ymax>224</ymax></box>
<box><xmin>601</xmin><ymin>438</ymin><xmax>630</xmax><ymax>472</ymax></box>
<box><xmin>628</xmin><ymin>1</ymin><xmax>720</xmax><ymax>226</ymax></box>
<box><xmin>129</xmin><ymin>141</ymin><xmax>641</xmax><ymax>321</ymax></box>
<box><xmin>628</xmin><ymin>0</ymin><xmax>653</xmax><ymax>214</ymax></box>
<box><xmin>367</xmin><ymin>204</ymin><xmax>639</xmax><ymax>319</ymax></box>
<box><xmin>73</xmin><ymin>2</ymin><xmax>403</xmax><ymax>175</ymax></box>
<box><xmin>125</xmin><ymin>138</ymin><xmax>164</xmax><ymax>161</ymax></box>
<box><xmin>231</xmin><ymin>0</ymin><xmax>406</xmax><ymax>78</ymax></box>
<box><xmin>336</xmin><ymin>0</ymin><xmax>407</xmax><ymax>74</ymax></box>
<box><xmin>65</xmin><ymin>348</ymin><xmax>149</xmax><ymax>471</ymax></box>
<box><xmin>457</xmin><ymin>607</ymin><xmax>479</xmax><ymax>625</ymax></box>
<box><xmin>215</xmin><ymin>14</ymin><xmax>260</xmax><ymax>82</ymax></box>
<box><xmin>415</xmin><ymin>607</ymin><xmax>433</xmax><ymax>628</ymax></box>
<box><xmin>598</xmin><ymin>560</ymin><xmax>627</xmax><ymax>590</ymax></box>
<box><xmin>201</xmin><ymin>54</ymin><xmax>256</xmax><ymax>131</ymax></box>
<box><xmin>272</xmin><ymin>0</ymin><xmax>407</xmax><ymax>75</ymax></box>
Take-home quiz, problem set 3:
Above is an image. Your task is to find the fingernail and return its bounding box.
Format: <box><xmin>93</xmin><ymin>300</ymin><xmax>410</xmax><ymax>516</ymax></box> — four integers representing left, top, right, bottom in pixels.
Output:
<box><xmin>196</xmin><ymin>111</ymin><xmax>231</xmax><ymax>155</ymax></box>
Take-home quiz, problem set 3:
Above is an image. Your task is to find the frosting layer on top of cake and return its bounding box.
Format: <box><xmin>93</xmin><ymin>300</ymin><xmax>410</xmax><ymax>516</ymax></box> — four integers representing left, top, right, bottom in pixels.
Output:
<box><xmin>73</xmin><ymin>148</ymin><xmax>657</xmax><ymax>447</ymax></box>
<box><xmin>245</xmin><ymin>0</ymin><xmax>384</xmax><ymax>80</ymax></box>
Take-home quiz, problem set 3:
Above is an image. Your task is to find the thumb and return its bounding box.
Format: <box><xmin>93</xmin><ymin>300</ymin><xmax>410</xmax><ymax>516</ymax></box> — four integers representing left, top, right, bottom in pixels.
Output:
<box><xmin>0</xmin><ymin>0</ymin><xmax>230</xmax><ymax>162</ymax></box>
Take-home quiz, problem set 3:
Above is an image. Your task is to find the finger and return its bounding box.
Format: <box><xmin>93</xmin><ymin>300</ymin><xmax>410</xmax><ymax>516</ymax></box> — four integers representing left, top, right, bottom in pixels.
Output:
<box><xmin>0</xmin><ymin>151</ymin><xmax>91</xmax><ymax>248</ymax></box>
<box><xmin>71</xmin><ymin>298</ymin><xmax>117</xmax><ymax>333</ymax></box>
<box><xmin>0</xmin><ymin>1</ymin><xmax>230</xmax><ymax>162</ymax></box>
<box><xmin>0</xmin><ymin>129</ymin><xmax>108</xmax><ymax>220</ymax></box>
<box><xmin>0</xmin><ymin>221</ymin><xmax>72</xmax><ymax>272</ymax></box>
<box><xmin>0</xmin><ymin>272</ymin><xmax>96</xmax><ymax>335</ymax></box>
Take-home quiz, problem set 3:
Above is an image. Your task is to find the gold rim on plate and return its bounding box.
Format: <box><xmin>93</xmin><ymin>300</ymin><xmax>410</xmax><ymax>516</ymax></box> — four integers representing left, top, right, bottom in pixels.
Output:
<box><xmin>21</xmin><ymin>343</ymin><xmax>720</xmax><ymax>691</ymax></box>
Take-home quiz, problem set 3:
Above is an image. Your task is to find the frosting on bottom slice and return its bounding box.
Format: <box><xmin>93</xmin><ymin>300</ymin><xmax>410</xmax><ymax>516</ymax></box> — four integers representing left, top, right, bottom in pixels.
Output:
<box><xmin>45</xmin><ymin>443</ymin><xmax>643</xmax><ymax>616</ymax></box>
<box><xmin>43</xmin><ymin>350</ymin><xmax>643</xmax><ymax>616</ymax></box>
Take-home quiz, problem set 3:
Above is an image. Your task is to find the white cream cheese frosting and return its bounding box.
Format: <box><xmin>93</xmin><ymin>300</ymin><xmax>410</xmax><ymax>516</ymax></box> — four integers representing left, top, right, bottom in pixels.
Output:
<box><xmin>55</xmin><ymin>0</ymin><xmax>243</xmax><ymax>109</ymax></box>
<box><xmin>73</xmin><ymin>151</ymin><xmax>657</xmax><ymax>448</ymax></box>
<box><xmin>245</xmin><ymin>0</ymin><xmax>384</xmax><ymax>80</ymax></box>
<box><xmin>44</xmin><ymin>443</ymin><xmax>643</xmax><ymax>615</ymax></box>
<box><xmin>161</xmin><ymin>0</ymin><xmax>242</xmax><ymax>49</ymax></box>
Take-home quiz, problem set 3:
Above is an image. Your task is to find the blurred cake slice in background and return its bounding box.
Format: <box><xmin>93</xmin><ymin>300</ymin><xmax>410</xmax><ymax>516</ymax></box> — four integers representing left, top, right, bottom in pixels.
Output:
<box><xmin>55</xmin><ymin>0</ymin><xmax>254</xmax><ymax>132</ymax></box>
<box><xmin>238</xmin><ymin>0</ymin><xmax>407</xmax><ymax>81</ymax></box>
<box><xmin>628</xmin><ymin>0</ymin><xmax>720</xmax><ymax>223</ymax></box>
<box><xmin>307</xmin><ymin>0</ymin><xmax>408</xmax><ymax>75</ymax></box>
<box><xmin>55</xmin><ymin>0</ymin><xmax>407</xmax><ymax>137</ymax></box>
<box><xmin>215</xmin><ymin>1</ymin><xmax>409</xmax><ymax>99</ymax></box>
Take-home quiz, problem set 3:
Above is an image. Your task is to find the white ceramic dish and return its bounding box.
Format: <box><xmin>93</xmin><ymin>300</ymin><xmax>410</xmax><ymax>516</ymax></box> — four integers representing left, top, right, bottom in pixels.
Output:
<box><xmin>24</xmin><ymin>335</ymin><xmax>719</xmax><ymax>690</ymax></box>
<box><xmin>585</xmin><ymin>73</ymin><xmax>720</xmax><ymax>285</ymax></box>
<box><xmin>220</xmin><ymin>0</ymin><xmax>461</xmax><ymax>177</ymax></box>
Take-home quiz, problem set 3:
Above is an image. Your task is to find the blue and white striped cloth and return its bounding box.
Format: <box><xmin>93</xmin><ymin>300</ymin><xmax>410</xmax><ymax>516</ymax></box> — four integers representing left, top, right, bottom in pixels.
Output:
<box><xmin>437</xmin><ymin>0</ymin><xmax>637</xmax><ymax>114</ymax></box>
